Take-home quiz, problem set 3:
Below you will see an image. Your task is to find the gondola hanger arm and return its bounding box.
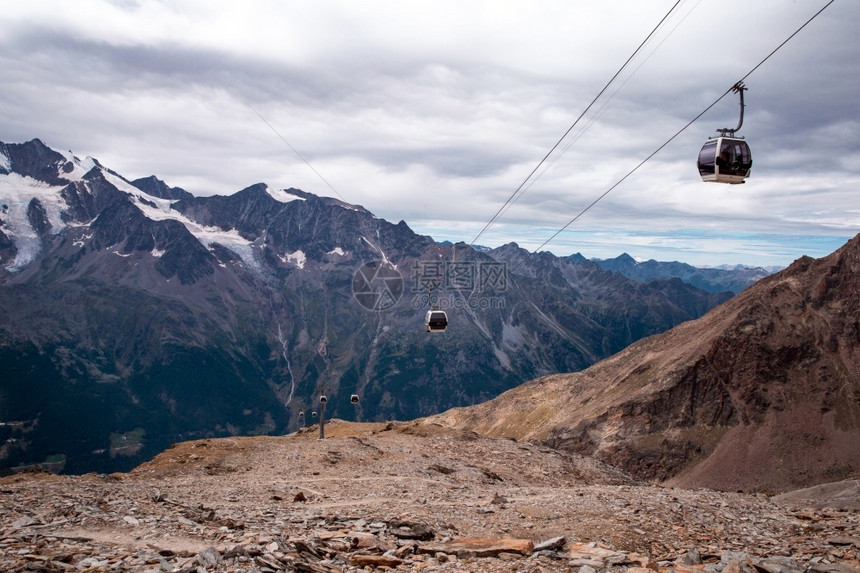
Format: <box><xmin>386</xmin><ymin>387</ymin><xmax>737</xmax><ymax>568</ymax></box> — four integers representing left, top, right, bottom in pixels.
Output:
<box><xmin>717</xmin><ymin>82</ymin><xmax>746</xmax><ymax>137</ymax></box>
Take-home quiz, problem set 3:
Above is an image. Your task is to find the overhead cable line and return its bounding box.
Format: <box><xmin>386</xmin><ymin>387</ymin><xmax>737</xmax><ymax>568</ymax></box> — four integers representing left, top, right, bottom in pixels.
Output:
<box><xmin>512</xmin><ymin>0</ymin><xmax>706</xmax><ymax>211</ymax></box>
<box><xmin>468</xmin><ymin>0</ymin><xmax>684</xmax><ymax>249</ymax></box>
<box><xmin>250</xmin><ymin>105</ymin><xmax>348</xmax><ymax>202</ymax></box>
<box><xmin>527</xmin><ymin>0</ymin><xmax>837</xmax><ymax>257</ymax></box>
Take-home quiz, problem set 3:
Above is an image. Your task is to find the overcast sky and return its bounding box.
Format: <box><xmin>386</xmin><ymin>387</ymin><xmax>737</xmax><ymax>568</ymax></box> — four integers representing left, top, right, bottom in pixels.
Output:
<box><xmin>2</xmin><ymin>0</ymin><xmax>857</xmax><ymax>267</ymax></box>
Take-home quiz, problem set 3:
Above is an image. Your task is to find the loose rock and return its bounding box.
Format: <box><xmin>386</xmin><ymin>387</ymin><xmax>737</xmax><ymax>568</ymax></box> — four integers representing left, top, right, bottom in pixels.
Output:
<box><xmin>0</xmin><ymin>422</ymin><xmax>857</xmax><ymax>573</ymax></box>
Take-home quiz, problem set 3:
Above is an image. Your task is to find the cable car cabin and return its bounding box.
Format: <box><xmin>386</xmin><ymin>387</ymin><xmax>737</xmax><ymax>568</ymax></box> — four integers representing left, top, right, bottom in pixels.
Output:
<box><xmin>698</xmin><ymin>136</ymin><xmax>752</xmax><ymax>184</ymax></box>
<box><xmin>425</xmin><ymin>310</ymin><xmax>448</xmax><ymax>332</ymax></box>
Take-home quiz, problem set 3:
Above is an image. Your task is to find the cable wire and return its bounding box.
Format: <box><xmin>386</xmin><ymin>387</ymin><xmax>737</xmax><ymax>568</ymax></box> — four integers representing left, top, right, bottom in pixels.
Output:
<box><xmin>468</xmin><ymin>0</ymin><xmax>684</xmax><ymax>249</ymax></box>
<box><xmin>250</xmin><ymin>106</ymin><xmax>347</xmax><ymax>202</ymax></box>
<box><xmin>495</xmin><ymin>0</ymin><xmax>707</xmax><ymax>225</ymax></box>
<box><xmin>526</xmin><ymin>0</ymin><xmax>836</xmax><ymax>257</ymax></box>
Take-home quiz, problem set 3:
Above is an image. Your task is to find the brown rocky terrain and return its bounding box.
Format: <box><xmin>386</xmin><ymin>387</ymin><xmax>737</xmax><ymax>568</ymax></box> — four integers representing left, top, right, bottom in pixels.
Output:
<box><xmin>1</xmin><ymin>421</ymin><xmax>858</xmax><ymax>572</ymax></box>
<box><xmin>429</xmin><ymin>234</ymin><xmax>860</xmax><ymax>494</ymax></box>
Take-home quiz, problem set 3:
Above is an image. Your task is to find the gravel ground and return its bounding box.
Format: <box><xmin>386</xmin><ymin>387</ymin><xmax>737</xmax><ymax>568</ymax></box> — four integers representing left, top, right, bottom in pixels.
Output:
<box><xmin>1</xmin><ymin>421</ymin><xmax>858</xmax><ymax>572</ymax></box>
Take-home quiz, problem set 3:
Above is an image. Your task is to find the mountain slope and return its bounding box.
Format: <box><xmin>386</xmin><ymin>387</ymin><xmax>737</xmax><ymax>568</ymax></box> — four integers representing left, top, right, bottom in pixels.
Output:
<box><xmin>430</xmin><ymin>234</ymin><xmax>860</xmax><ymax>492</ymax></box>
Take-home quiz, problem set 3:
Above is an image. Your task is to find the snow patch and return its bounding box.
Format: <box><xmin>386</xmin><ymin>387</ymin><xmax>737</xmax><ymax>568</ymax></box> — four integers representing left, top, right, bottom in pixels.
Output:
<box><xmin>151</xmin><ymin>248</ymin><xmax>165</xmax><ymax>258</ymax></box>
<box><xmin>205</xmin><ymin>237</ymin><xmax>258</xmax><ymax>270</ymax></box>
<box><xmin>57</xmin><ymin>150</ymin><xmax>98</xmax><ymax>181</ymax></box>
<box><xmin>0</xmin><ymin>173</ymin><xmax>69</xmax><ymax>271</ymax></box>
<box><xmin>493</xmin><ymin>345</ymin><xmax>512</xmax><ymax>370</ymax></box>
<box><xmin>330</xmin><ymin>198</ymin><xmax>366</xmax><ymax>213</ymax></box>
<box><xmin>327</xmin><ymin>247</ymin><xmax>346</xmax><ymax>256</ymax></box>
<box><xmin>101</xmin><ymin>169</ymin><xmax>142</xmax><ymax>195</ymax></box>
<box><xmin>73</xmin><ymin>232</ymin><xmax>93</xmax><ymax>247</ymax></box>
<box><xmin>0</xmin><ymin>149</ymin><xmax>10</xmax><ymax>172</ymax></box>
<box><xmin>279</xmin><ymin>250</ymin><xmax>306</xmax><ymax>269</ymax></box>
<box><xmin>266</xmin><ymin>187</ymin><xmax>305</xmax><ymax>203</ymax></box>
<box><xmin>501</xmin><ymin>321</ymin><xmax>525</xmax><ymax>350</ymax></box>
<box><xmin>361</xmin><ymin>235</ymin><xmax>396</xmax><ymax>269</ymax></box>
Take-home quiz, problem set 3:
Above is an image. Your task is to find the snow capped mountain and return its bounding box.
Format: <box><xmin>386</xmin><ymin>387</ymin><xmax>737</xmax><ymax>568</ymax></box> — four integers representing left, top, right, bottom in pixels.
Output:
<box><xmin>0</xmin><ymin>143</ymin><xmax>100</xmax><ymax>269</ymax></box>
<box><xmin>0</xmin><ymin>140</ymin><xmax>318</xmax><ymax>275</ymax></box>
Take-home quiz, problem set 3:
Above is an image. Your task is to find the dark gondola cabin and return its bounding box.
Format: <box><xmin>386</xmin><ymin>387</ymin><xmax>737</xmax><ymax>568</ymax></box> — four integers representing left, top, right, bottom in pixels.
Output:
<box><xmin>425</xmin><ymin>310</ymin><xmax>448</xmax><ymax>332</ymax></box>
<box><xmin>698</xmin><ymin>136</ymin><xmax>752</xmax><ymax>184</ymax></box>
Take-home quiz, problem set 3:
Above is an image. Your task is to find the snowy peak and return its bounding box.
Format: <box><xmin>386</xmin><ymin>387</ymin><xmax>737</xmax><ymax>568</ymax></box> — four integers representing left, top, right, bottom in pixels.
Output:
<box><xmin>131</xmin><ymin>175</ymin><xmax>194</xmax><ymax>201</ymax></box>
<box><xmin>0</xmin><ymin>140</ymin><xmax>86</xmax><ymax>270</ymax></box>
<box><xmin>0</xmin><ymin>140</ymin><xmax>264</xmax><ymax>274</ymax></box>
<box><xmin>266</xmin><ymin>186</ymin><xmax>305</xmax><ymax>204</ymax></box>
<box><xmin>0</xmin><ymin>138</ymin><xmax>70</xmax><ymax>185</ymax></box>
<box><xmin>0</xmin><ymin>139</ymin><xmax>407</xmax><ymax>278</ymax></box>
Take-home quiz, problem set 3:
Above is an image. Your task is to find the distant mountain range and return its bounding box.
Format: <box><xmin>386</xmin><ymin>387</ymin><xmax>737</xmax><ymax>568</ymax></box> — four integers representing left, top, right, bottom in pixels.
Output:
<box><xmin>431</xmin><ymin>234</ymin><xmax>860</xmax><ymax>493</ymax></box>
<box><xmin>1</xmin><ymin>138</ymin><xmax>761</xmax><ymax>474</ymax></box>
<box><xmin>587</xmin><ymin>253</ymin><xmax>775</xmax><ymax>294</ymax></box>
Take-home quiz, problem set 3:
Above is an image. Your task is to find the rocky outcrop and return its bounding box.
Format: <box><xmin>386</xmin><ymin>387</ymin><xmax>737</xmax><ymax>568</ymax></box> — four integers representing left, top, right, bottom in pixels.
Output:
<box><xmin>0</xmin><ymin>139</ymin><xmax>69</xmax><ymax>185</ymax></box>
<box><xmin>131</xmin><ymin>175</ymin><xmax>194</xmax><ymax>201</ymax></box>
<box><xmin>0</xmin><ymin>227</ymin><xmax>14</xmax><ymax>267</ymax></box>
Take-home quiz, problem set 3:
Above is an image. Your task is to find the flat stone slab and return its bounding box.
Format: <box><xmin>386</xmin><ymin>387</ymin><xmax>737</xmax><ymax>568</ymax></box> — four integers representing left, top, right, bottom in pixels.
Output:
<box><xmin>418</xmin><ymin>537</ymin><xmax>534</xmax><ymax>558</ymax></box>
<box><xmin>347</xmin><ymin>554</ymin><xmax>403</xmax><ymax>567</ymax></box>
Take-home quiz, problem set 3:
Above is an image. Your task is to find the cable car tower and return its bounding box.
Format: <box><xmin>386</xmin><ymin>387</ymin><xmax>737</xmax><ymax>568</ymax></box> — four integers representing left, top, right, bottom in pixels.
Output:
<box><xmin>697</xmin><ymin>82</ymin><xmax>753</xmax><ymax>184</ymax></box>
